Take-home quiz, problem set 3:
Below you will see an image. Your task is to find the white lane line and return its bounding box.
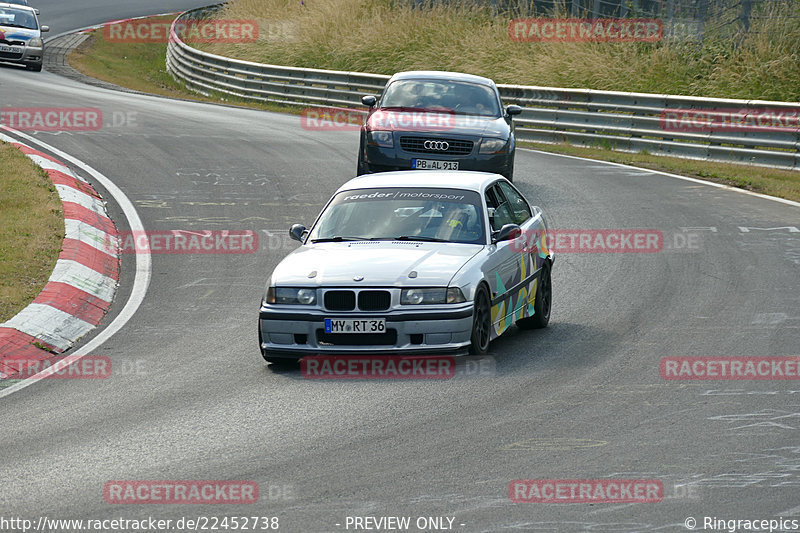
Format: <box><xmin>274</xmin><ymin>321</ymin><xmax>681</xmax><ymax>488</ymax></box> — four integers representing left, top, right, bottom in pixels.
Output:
<box><xmin>520</xmin><ymin>147</ymin><xmax>800</xmax><ymax>209</ymax></box>
<box><xmin>0</xmin><ymin>128</ymin><xmax>151</xmax><ymax>399</ymax></box>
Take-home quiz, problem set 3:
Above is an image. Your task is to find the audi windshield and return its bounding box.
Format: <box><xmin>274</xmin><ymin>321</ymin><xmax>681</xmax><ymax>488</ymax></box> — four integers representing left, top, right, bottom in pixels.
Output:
<box><xmin>380</xmin><ymin>80</ymin><xmax>501</xmax><ymax>117</ymax></box>
<box><xmin>308</xmin><ymin>188</ymin><xmax>486</xmax><ymax>245</ymax></box>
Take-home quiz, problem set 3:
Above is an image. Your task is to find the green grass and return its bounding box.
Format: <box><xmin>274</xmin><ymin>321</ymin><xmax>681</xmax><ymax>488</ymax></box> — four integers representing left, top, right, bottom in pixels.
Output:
<box><xmin>0</xmin><ymin>141</ymin><xmax>64</xmax><ymax>323</ymax></box>
<box><xmin>68</xmin><ymin>15</ymin><xmax>189</xmax><ymax>98</ymax></box>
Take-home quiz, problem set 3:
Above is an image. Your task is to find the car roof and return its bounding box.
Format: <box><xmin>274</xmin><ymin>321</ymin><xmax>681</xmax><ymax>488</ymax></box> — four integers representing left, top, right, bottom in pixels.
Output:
<box><xmin>389</xmin><ymin>70</ymin><xmax>496</xmax><ymax>87</ymax></box>
<box><xmin>0</xmin><ymin>3</ymin><xmax>34</xmax><ymax>11</ymax></box>
<box><xmin>336</xmin><ymin>171</ymin><xmax>505</xmax><ymax>194</ymax></box>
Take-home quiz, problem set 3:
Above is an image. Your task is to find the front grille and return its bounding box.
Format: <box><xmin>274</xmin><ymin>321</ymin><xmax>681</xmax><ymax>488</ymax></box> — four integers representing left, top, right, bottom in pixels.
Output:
<box><xmin>316</xmin><ymin>329</ymin><xmax>398</xmax><ymax>346</ymax></box>
<box><xmin>358</xmin><ymin>290</ymin><xmax>390</xmax><ymax>311</ymax></box>
<box><xmin>399</xmin><ymin>136</ymin><xmax>474</xmax><ymax>155</ymax></box>
<box><xmin>0</xmin><ymin>51</ymin><xmax>23</xmax><ymax>59</ymax></box>
<box><xmin>324</xmin><ymin>290</ymin><xmax>356</xmax><ymax>311</ymax></box>
<box><xmin>0</xmin><ymin>40</ymin><xmax>26</xmax><ymax>46</ymax></box>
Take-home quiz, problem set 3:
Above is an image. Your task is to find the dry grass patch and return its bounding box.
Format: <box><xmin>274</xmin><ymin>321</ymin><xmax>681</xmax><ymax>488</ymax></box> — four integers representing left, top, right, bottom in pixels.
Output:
<box><xmin>203</xmin><ymin>0</ymin><xmax>800</xmax><ymax>100</ymax></box>
<box><xmin>0</xmin><ymin>141</ymin><xmax>63</xmax><ymax>322</ymax></box>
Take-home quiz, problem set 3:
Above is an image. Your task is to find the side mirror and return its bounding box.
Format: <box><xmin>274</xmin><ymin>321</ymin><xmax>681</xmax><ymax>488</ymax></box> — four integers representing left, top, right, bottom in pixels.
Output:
<box><xmin>35</xmin><ymin>9</ymin><xmax>41</xmax><ymax>15</ymax></box>
<box><xmin>41</xmin><ymin>25</ymin><xmax>50</xmax><ymax>32</ymax></box>
<box><xmin>289</xmin><ymin>224</ymin><xmax>307</xmax><ymax>243</ymax></box>
<box><xmin>361</xmin><ymin>95</ymin><xmax>377</xmax><ymax>107</ymax></box>
<box><xmin>506</xmin><ymin>105</ymin><xmax>522</xmax><ymax>117</ymax></box>
<box><xmin>492</xmin><ymin>223</ymin><xmax>521</xmax><ymax>244</ymax></box>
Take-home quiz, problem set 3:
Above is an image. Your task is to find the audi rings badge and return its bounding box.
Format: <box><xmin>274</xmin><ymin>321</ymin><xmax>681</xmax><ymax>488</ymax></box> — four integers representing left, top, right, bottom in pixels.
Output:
<box><xmin>424</xmin><ymin>140</ymin><xmax>449</xmax><ymax>151</ymax></box>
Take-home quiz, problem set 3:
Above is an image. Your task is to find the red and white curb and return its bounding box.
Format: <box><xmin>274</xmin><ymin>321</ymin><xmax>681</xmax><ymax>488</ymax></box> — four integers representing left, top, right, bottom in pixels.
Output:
<box><xmin>0</xmin><ymin>133</ymin><xmax>120</xmax><ymax>380</ymax></box>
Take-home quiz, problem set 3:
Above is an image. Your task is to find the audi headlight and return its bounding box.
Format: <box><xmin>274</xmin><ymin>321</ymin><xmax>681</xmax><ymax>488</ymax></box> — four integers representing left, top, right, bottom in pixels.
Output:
<box><xmin>401</xmin><ymin>287</ymin><xmax>466</xmax><ymax>305</ymax></box>
<box><xmin>479</xmin><ymin>138</ymin><xmax>506</xmax><ymax>154</ymax></box>
<box><xmin>28</xmin><ymin>38</ymin><xmax>43</xmax><ymax>48</ymax></box>
<box><xmin>367</xmin><ymin>130</ymin><xmax>393</xmax><ymax>148</ymax></box>
<box><xmin>265</xmin><ymin>287</ymin><xmax>317</xmax><ymax>305</ymax></box>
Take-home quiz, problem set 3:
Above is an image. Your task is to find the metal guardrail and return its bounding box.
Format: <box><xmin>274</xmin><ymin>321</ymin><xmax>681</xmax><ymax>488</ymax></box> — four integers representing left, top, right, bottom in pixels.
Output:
<box><xmin>166</xmin><ymin>5</ymin><xmax>800</xmax><ymax>170</ymax></box>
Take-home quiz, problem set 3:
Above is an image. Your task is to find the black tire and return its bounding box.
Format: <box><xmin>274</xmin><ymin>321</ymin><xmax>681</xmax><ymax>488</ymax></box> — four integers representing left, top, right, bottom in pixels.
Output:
<box><xmin>517</xmin><ymin>261</ymin><xmax>552</xmax><ymax>330</ymax></box>
<box><xmin>469</xmin><ymin>284</ymin><xmax>492</xmax><ymax>355</ymax></box>
<box><xmin>27</xmin><ymin>63</ymin><xmax>42</xmax><ymax>72</ymax></box>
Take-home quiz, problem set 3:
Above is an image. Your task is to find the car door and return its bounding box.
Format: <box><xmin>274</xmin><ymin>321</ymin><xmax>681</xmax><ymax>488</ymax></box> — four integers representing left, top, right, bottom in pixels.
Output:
<box><xmin>481</xmin><ymin>182</ymin><xmax>526</xmax><ymax>337</ymax></box>
<box><xmin>496</xmin><ymin>181</ymin><xmax>546</xmax><ymax>325</ymax></box>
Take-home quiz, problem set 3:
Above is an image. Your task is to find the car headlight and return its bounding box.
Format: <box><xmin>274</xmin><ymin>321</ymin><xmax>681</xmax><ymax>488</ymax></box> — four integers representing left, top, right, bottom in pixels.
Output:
<box><xmin>401</xmin><ymin>287</ymin><xmax>466</xmax><ymax>305</ymax></box>
<box><xmin>367</xmin><ymin>130</ymin><xmax>393</xmax><ymax>148</ymax></box>
<box><xmin>265</xmin><ymin>287</ymin><xmax>317</xmax><ymax>305</ymax></box>
<box><xmin>28</xmin><ymin>38</ymin><xmax>43</xmax><ymax>48</ymax></box>
<box><xmin>479</xmin><ymin>137</ymin><xmax>507</xmax><ymax>154</ymax></box>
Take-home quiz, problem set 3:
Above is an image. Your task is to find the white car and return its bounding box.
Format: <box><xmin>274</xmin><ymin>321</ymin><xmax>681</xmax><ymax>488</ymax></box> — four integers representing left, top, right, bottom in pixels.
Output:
<box><xmin>0</xmin><ymin>2</ymin><xmax>48</xmax><ymax>72</ymax></box>
<box><xmin>258</xmin><ymin>171</ymin><xmax>553</xmax><ymax>364</ymax></box>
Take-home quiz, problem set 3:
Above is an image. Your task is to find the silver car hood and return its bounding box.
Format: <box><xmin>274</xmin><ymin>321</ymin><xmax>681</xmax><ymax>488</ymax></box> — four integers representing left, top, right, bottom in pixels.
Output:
<box><xmin>273</xmin><ymin>241</ymin><xmax>484</xmax><ymax>286</ymax></box>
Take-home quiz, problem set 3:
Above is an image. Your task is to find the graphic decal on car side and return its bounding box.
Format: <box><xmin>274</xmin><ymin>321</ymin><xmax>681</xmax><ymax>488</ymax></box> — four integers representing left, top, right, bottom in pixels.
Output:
<box><xmin>489</xmin><ymin>228</ymin><xmax>549</xmax><ymax>338</ymax></box>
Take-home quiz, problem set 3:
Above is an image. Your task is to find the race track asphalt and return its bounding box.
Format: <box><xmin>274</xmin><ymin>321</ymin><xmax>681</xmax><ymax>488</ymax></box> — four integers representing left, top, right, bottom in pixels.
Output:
<box><xmin>1</xmin><ymin>3</ymin><xmax>799</xmax><ymax>531</ymax></box>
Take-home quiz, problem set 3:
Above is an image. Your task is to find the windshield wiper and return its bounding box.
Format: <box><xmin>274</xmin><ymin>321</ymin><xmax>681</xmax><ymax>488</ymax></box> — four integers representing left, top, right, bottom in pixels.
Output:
<box><xmin>310</xmin><ymin>236</ymin><xmax>369</xmax><ymax>243</ymax></box>
<box><xmin>393</xmin><ymin>235</ymin><xmax>449</xmax><ymax>243</ymax></box>
<box><xmin>1</xmin><ymin>24</ymin><xmax>29</xmax><ymax>29</ymax></box>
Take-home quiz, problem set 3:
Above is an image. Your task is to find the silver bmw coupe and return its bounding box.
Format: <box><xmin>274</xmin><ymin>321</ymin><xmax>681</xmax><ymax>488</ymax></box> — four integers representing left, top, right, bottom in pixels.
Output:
<box><xmin>258</xmin><ymin>171</ymin><xmax>553</xmax><ymax>364</ymax></box>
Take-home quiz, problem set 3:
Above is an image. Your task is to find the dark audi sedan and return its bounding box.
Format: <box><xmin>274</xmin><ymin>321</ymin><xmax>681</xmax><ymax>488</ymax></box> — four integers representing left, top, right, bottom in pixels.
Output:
<box><xmin>357</xmin><ymin>71</ymin><xmax>521</xmax><ymax>181</ymax></box>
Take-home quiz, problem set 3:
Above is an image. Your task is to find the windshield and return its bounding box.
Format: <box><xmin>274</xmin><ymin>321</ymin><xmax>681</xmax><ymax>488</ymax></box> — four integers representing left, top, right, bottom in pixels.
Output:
<box><xmin>380</xmin><ymin>80</ymin><xmax>501</xmax><ymax>117</ymax></box>
<box><xmin>308</xmin><ymin>188</ymin><xmax>486</xmax><ymax>245</ymax></box>
<box><xmin>0</xmin><ymin>7</ymin><xmax>37</xmax><ymax>29</ymax></box>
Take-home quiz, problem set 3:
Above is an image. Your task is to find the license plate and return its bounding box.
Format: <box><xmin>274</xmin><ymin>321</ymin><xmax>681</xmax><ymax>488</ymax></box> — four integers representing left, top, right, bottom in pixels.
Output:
<box><xmin>412</xmin><ymin>159</ymin><xmax>458</xmax><ymax>170</ymax></box>
<box><xmin>0</xmin><ymin>45</ymin><xmax>22</xmax><ymax>53</ymax></box>
<box><xmin>324</xmin><ymin>318</ymin><xmax>386</xmax><ymax>334</ymax></box>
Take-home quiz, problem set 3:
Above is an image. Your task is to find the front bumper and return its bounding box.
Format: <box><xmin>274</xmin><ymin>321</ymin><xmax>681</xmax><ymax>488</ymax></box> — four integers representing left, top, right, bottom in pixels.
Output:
<box><xmin>259</xmin><ymin>303</ymin><xmax>474</xmax><ymax>359</ymax></box>
<box><xmin>0</xmin><ymin>44</ymin><xmax>43</xmax><ymax>68</ymax></box>
<box><xmin>361</xmin><ymin>138</ymin><xmax>512</xmax><ymax>175</ymax></box>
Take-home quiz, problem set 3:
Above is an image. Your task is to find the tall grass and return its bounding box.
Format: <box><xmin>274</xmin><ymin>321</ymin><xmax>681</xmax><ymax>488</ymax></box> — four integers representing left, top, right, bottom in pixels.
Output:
<box><xmin>198</xmin><ymin>0</ymin><xmax>800</xmax><ymax>100</ymax></box>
